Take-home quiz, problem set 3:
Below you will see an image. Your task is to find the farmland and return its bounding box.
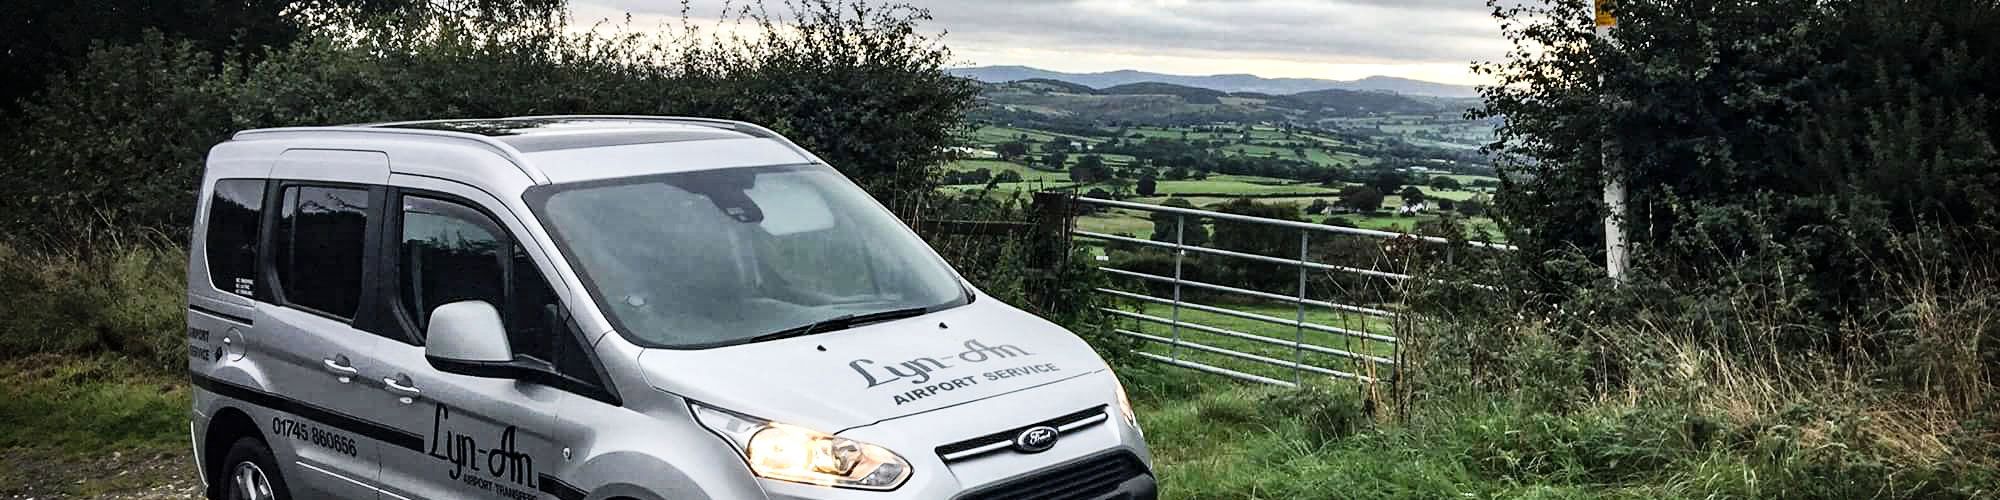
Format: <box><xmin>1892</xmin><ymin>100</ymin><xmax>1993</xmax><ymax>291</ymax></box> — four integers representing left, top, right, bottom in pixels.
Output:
<box><xmin>944</xmin><ymin>119</ymin><xmax>1506</xmax><ymax>243</ymax></box>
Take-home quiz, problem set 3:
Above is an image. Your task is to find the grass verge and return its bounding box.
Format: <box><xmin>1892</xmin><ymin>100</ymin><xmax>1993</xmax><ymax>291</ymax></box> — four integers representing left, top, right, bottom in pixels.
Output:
<box><xmin>1123</xmin><ymin>362</ymin><xmax>1999</xmax><ymax>499</ymax></box>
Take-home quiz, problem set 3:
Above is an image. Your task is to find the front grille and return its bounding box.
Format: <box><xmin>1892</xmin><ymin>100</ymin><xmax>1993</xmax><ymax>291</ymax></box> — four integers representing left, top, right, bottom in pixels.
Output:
<box><xmin>957</xmin><ymin>452</ymin><xmax>1148</xmax><ymax>500</ymax></box>
<box><xmin>936</xmin><ymin>405</ymin><xmax>1108</xmax><ymax>462</ymax></box>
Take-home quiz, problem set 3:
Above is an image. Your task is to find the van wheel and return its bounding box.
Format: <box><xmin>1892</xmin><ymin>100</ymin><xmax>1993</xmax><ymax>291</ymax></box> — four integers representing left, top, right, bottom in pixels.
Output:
<box><xmin>220</xmin><ymin>437</ymin><xmax>291</xmax><ymax>500</ymax></box>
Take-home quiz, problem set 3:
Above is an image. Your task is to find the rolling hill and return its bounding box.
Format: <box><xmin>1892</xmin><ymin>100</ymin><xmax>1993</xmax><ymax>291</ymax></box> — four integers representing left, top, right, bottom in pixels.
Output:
<box><xmin>949</xmin><ymin>65</ymin><xmax>1481</xmax><ymax>98</ymax></box>
<box><xmin>973</xmin><ymin>79</ymin><xmax>1444</xmax><ymax>126</ymax></box>
<box><xmin>1099</xmin><ymin>82</ymin><xmax>1227</xmax><ymax>104</ymax></box>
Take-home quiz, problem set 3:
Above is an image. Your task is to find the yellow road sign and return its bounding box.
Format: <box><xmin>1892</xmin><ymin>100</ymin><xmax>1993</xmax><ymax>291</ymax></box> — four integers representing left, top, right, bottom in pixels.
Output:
<box><xmin>1595</xmin><ymin>0</ymin><xmax>1617</xmax><ymax>27</ymax></box>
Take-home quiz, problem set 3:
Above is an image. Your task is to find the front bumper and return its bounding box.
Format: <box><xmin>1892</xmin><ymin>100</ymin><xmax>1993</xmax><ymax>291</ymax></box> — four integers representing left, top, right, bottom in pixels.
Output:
<box><xmin>951</xmin><ymin>450</ymin><xmax>1156</xmax><ymax>500</ymax></box>
<box><xmin>1110</xmin><ymin>473</ymin><xmax>1159</xmax><ymax>500</ymax></box>
<box><xmin>759</xmin><ymin>372</ymin><xmax>1154</xmax><ymax>499</ymax></box>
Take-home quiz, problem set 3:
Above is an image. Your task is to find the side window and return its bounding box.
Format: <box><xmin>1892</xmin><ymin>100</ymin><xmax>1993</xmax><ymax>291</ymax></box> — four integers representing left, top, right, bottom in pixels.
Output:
<box><xmin>272</xmin><ymin>186</ymin><xmax>370</xmax><ymax>320</ymax></box>
<box><xmin>206</xmin><ymin>179</ymin><xmax>266</xmax><ymax>297</ymax></box>
<box><xmin>399</xmin><ymin>198</ymin><xmax>506</xmax><ymax>332</ymax></box>
<box><xmin>399</xmin><ymin>196</ymin><xmax>593</xmax><ymax>382</ymax></box>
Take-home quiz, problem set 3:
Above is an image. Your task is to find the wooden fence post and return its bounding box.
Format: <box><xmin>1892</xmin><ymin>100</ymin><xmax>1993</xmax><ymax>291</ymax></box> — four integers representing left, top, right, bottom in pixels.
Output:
<box><xmin>1030</xmin><ymin>191</ymin><xmax>1075</xmax><ymax>311</ymax></box>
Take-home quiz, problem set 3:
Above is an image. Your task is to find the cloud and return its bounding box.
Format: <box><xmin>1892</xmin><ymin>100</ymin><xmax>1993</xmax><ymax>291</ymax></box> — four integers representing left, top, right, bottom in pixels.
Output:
<box><xmin>570</xmin><ymin>0</ymin><xmax>1509</xmax><ymax>85</ymax></box>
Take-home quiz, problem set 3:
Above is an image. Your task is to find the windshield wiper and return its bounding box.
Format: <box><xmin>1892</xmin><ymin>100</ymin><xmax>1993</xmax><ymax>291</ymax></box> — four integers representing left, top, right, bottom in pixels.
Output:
<box><xmin>747</xmin><ymin>306</ymin><xmax>933</xmax><ymax>344</ymax></box>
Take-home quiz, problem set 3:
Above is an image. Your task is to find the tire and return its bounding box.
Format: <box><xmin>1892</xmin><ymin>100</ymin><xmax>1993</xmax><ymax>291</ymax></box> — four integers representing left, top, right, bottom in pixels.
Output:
<box><xmin>218</xmin><ymin>436</ymin><xmax>292</xmax><ymax>500</ymax></box>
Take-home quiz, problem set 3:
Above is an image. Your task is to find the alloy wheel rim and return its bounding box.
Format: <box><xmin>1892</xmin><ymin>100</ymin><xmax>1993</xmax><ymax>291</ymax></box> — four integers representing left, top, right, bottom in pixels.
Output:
<box><xmin>231</xmin><ymin>461</ymin><xmax>274</xmax><ymax>500</ymax></box>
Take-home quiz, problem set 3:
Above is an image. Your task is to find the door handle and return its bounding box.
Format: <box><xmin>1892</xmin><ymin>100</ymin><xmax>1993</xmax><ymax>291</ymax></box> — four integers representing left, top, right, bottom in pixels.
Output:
<box><xmin>322</xmin><ymin>356</ymin><xmax>358</xmax><ymax>383</ymax></box>
<box><xmin>382</xmin><ymin>375</ymin><xmax>422</xmax><ymax>403</ymax></box>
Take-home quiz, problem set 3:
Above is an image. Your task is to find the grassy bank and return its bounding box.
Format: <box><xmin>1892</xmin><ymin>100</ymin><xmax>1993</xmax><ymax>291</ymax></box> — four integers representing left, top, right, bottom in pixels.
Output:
<box><xmin>6</xmin><ymin>350</ymin><xmax>1992</xmax><ymax>499</ymax></box>
<box><xmin>1126</xmin><ymin>365</ymin><xmax>1998</xmax><ymax>499</ymax></box>
<box><xmin>0</xmin><ymin>243</ymin><xmax>1993</xmax><ymax>499</ymax></box>
<box><xmin>0</xmin><ymin>355</ymin><xmax>199</xmax><ymax>498</ymax></box>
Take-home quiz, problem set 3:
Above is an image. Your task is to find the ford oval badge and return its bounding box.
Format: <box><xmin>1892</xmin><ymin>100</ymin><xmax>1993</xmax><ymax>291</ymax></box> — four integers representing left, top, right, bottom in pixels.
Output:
<box><xmin>1013</xmin><ymin>426</ymin><xmax>1060</xmax><ymax>453</ymax></box>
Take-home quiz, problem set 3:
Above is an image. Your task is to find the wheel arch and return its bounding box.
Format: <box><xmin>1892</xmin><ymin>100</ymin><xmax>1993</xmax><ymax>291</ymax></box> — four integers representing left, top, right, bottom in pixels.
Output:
<box><xmin>202</xmin><ymin>406</ymin><xmax>265</xmax><ymax>499</ymax></box>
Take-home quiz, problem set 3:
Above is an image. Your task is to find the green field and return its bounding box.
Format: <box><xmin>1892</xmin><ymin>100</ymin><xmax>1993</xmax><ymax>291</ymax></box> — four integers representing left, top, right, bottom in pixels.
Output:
<box><xmin>1076</xmin><ymin>209</ymin><xmax>1156</xmax><ymax>236</ymax></box>
<box><xmin>1151</xmin><ymin>179</ymin><xmax>1331</xmax><ymax>196</ymax></box>
<box><xmin>971</xmin><ymin>125</ymin><xmax>1110</xmax><ymax>145</ymax></box>
<box><xmin>943</xmin><ymin>159</ymin><xmax>1069</xmax><ymax>183</ymax></box>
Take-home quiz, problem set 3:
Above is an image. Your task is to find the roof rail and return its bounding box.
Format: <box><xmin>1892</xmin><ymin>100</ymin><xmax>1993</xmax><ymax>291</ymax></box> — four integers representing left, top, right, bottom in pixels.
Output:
<box><xmin>500</xmin><ymin>115</ymin><xmax>830</xmax><ymax>165</ymax></box>
<box><xmin>230</xmin><ymin>115</ymin><xmax>830</xmax><ymax>184</ymax></box>
<box><xmin>229</xmin><ymin>126</ymin><xmax>548</xmax><ymax>184</ymax></box>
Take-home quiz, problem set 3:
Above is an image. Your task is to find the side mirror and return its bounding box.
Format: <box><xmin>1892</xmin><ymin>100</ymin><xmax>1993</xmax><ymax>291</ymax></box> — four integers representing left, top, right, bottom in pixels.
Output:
<box><xmin>425</xmin><ymin>301</ymin><xmax>524</xmax><ymax>378</ymax></box>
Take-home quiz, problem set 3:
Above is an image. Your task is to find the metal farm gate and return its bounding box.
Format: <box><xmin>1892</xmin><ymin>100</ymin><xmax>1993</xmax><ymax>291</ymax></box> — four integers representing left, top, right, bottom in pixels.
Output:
<box><xmin>1060</xmin><ymin>195</ymin><xmax>1513</xmax><ymax>395</ymax></box>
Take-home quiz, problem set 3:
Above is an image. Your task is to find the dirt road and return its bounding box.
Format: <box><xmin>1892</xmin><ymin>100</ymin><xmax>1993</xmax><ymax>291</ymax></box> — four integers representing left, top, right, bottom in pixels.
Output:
<box><xmin>0</xmin><ymin>446</ymin><xmax>202</xmax><ymax>499</ymax></box>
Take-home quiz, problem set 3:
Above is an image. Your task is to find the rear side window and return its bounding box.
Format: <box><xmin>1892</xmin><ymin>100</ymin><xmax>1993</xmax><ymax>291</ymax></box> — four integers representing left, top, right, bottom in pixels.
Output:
<box><xmin>273</xmin><ymin>186</ymin><xmax>371</xmax><ymax>320</ymax></box>
<box><xmin>205</xmin><ymin>179</ymin><xmax>266</xmax><ymax>296</ymax></box>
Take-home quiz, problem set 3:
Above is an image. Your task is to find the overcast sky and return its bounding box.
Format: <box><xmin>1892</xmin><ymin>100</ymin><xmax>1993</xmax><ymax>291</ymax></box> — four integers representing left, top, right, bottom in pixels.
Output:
<box><xmin>570</xmin><ymin>0</ymin><xmax>1510</xmax><ymax>86</ymax></box>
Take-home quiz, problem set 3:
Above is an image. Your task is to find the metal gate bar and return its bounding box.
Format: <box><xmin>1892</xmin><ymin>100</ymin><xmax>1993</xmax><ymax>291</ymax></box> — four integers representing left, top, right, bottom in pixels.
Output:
<box><xmin>1098</xmin><ymin>267</ymin><xmax>1399</xmax><ymax>318</ymax></box>
<box><xmin>1068</xmin><ymin>195</ymin><xmax>1509</xmax><ymax>391</ymax></box>
<box><xmin>1077</xmin><ymin>197</ymin><xmax>1517</xmax><ymax>250</ymax></box>
<box><xmin>1117</xmin><ymin>329</ymin><xmax>1376</xmax><ymax>382</ymax></box>
<box><xmin>1096</xmin><ymin>288</ymin><xmax>1401</xmax><ymax>347</ymax></box>
<box><xmin>1131</xmin><ymin>352</ymin><xmax>1297</xmax><ymax>387</ymax></box>
<box><xmin>1073</xmin><ymin>230</ymin><xmax>1413</xmax><ymax>281</ymax></box>
<box><xmin>1102</xmin><ymin>308</ymin><xmax>1392</xmax><ymax>366</ymax></box>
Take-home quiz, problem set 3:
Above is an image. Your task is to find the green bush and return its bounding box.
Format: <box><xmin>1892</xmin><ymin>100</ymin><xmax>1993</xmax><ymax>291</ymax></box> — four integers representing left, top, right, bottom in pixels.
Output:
<box><xmin>1480</xmin><ymin>0</ymin><xmax>2000</xmax><ymax>323</ymax></box>
<box><xmin>1</xmin><ymin>0</ymin><xmax>977</xmax><ymax>247</ymax></box>
<box><xmin>1</xmin><ymin>33</ymin><xmax>235</xmax><ymax>240</ymax></box>
<box><xmin>0</xmin><ymin>241</ymin><xmax>185</xmax><ymax>371</ymax></box>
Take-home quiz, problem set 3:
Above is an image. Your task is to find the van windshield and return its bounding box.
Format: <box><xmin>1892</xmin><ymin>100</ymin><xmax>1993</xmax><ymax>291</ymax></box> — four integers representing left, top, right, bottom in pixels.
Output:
<box><xmin>528</xmin><ymin>164</ymin><xmax>968</xmax><ymax>349</ymax></box>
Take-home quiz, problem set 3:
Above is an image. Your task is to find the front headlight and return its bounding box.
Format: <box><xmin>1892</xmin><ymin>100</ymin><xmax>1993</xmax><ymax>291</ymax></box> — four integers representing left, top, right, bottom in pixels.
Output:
<box><xmin>1113</xmin><ymin>372</ymin><xmax>1141</xmax><ymax>433</ymax></box>
<box><xmin>690</xmin><ymin>401</ymin><xmax>912</xmax><ymax>490</ymax></box>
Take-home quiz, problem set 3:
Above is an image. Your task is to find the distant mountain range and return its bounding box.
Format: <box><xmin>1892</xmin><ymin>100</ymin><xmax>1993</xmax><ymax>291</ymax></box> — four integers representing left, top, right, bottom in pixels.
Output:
<box><xmin>949</xmin><ymin>65</ymin><xmax>1481</xmax><ymax>98</ymax></box>
<box><xmin>973</xmin><ymin>78</ymin><xmax>1456</xmax><ymax>129</ymax></box>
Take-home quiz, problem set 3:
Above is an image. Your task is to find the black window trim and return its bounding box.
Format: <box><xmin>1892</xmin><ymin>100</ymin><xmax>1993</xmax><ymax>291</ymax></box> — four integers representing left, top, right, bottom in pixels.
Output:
<box><xmin>259</xmin><ymin>181</ymin><xmax>386</xmax><ymax>328</ymax></box>
<box><xmin>203</xmin><ymin>178</ymin><xmax>269</xmax><ymax>299</ymax></box>
<box><xmin>383</xmin><ymin>186</ymin><xmax>622</xmax><ymax>406</ymax></box>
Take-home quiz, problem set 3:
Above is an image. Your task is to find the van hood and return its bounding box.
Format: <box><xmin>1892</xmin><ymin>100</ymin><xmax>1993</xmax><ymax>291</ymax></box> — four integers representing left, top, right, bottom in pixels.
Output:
<box><xmin>635</xmin><ymin>298</ymin><xmax>1109</xmax><ymax>432</ymax></box>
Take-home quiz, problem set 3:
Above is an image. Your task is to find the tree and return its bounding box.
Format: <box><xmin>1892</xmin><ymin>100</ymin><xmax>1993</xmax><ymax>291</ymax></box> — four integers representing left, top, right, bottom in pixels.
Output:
<box><xmin>1104</xmin><ymin>177</ymin><xmax>1134</xmax><ymax>196</ymax></box>
<box><xmin>1317</xmin><ymin>168</ymin><xmax>1349</xmax><ymax>187</ymax></box>
<box><xmin>1210</xmin><ymin>199</ymin><xmax>1305</xmax><ymax>273</ymax></box>
<box><xmin>1429</xmin><ymin>176</ymin><xmax>1463</xmax><ymax>191</ymax></box>
<box><xmin>1077</xmin><ymin>155</ymin><xmax>1106</xmax><ymax>172</ymax></box>
<box><xmin>1136</xmin><ymin>174</ymin><xmax>1158</xmax><ymax>196</ymax></box>
<box><xmin>1365</xmin><ymin>170</ymin><xmax>1407</xmax><ymax>195</ymax></box>
<box><xmin>1163</xmin><ymin>166</ymin><xmax>1190</xmax><ymax>181</ymax></box>
<box><xmin>1069</xmin><ymin>155</ymin><xmax>1109</xmax><ymax>183</ymax></box>
<box><xmin>1</xmin><ymin>0</ymin><xmax>980</xmax><ymax>242</ymax></box>
<box><xmin>993</xmin><ymin>171</ymin><xmax>1024</xmax><ymax>183</ymax></box>
<box><xmin>1399</xmin><ymin>186</ymin><xmax>1427</xmax><ymax>206</ymax></box>
<box><xmin>1150</xmin><ymin>198</ymin><xmax>1210</xmax><ymax>247</ymax></box>
<box><xmin>1477</xmin><ymin>0</ymin><xmax>2000</xmax><ymax>317</ymax></box>
<box><xmin>0</xmin><ymin>0</ymin><xmax>565</xmax><ymax>121</ymax></box>
<box><xmin>995</xmin><ymin>140</ymin><xmax>1031</xmax><ymax>161</ymax></box>
<box><xmin>1458</xmin><ymin>196</ymin><xmax>1489</xmax><ymax>217</ymax></box>
<box><xmin>1044</xmin><ymin>152</ymin><xmax>1070</xmax><ymax>170</ymax></box>
<box><xmin>1042</xmin><ymin>136</ymin><xmax>1073</xmax><ymax>154</ymax></box>
<box><xmin>1305</xmin><ymin>198</ymin><xmax>1331</xmax><ymax>215</ymax></box>
<box><xmin>1340</xmin><ymin>186</ymin><xmax>1384</xmax><ymax>213</ymax></box>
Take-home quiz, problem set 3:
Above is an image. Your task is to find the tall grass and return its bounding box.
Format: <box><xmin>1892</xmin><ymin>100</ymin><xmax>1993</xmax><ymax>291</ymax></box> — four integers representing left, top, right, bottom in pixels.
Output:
<box><xmin>0</xmin><ymin>237</ymin><xmax>186</xmax><ymax>372</ymax></box>
<box><xmin>0</xmin><ymin>354</ymin><xmax>192</xmax><ymax>451</ymax></box>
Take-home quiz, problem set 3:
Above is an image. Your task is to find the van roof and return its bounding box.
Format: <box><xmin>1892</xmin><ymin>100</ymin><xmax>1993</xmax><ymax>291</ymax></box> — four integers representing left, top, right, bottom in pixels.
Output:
<box><xmin>363</xmin><ymin>116</ymin><xmax>765</xmax><ymax>153</ymax></box>
<box><xmin>228</xmin><ymin>115</ymin><xmax>822</xmax><ymax>185</ymax></box>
